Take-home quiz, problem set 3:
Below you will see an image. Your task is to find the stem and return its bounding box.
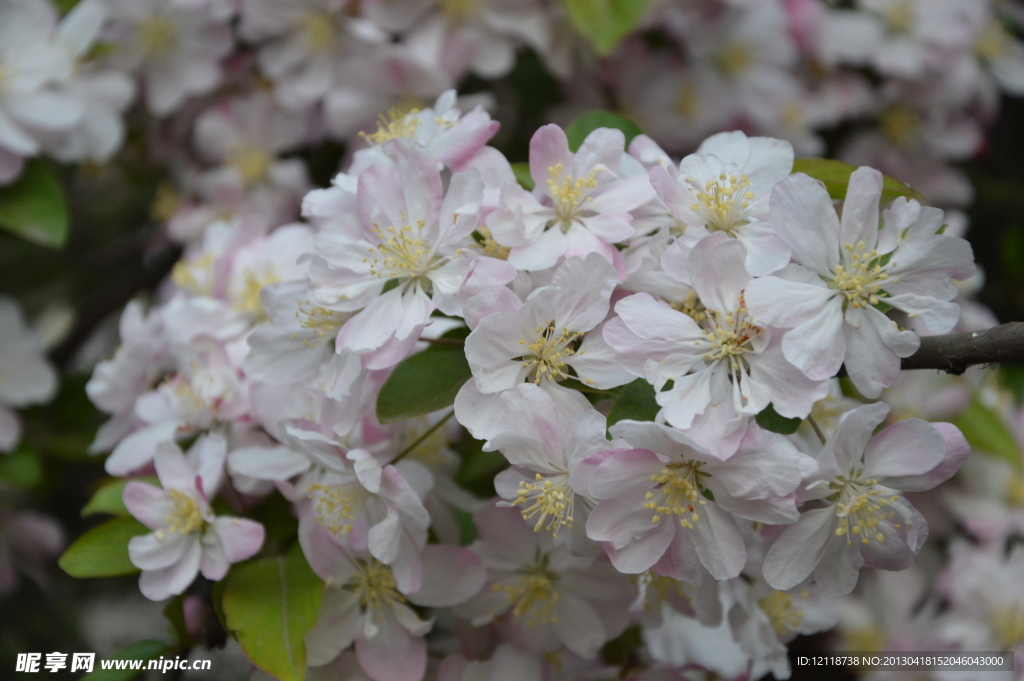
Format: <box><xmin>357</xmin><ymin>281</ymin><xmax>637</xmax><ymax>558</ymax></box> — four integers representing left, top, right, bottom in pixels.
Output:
<box><xmin>901</xmin><ymin>322</ymin><xmax>1024</xmax><ymax>374</ymax></box>
<box><xmin>807</xmin><ymin>415</ymin><xmax>827</xmax><ymax>445</ymax></box>
<box><xmin>392</xmin><ymin>410</ymin><xmax>455</xmax><ymax>463</ymax></box>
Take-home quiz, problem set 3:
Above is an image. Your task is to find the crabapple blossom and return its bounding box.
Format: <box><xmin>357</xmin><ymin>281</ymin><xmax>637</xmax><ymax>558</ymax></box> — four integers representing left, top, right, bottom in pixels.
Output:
<box><xmin>745</xmin><ymin>167</ymin><xmax>975</xmax><ymax>397</ymax></box>
<box><xmin>124</xmin><ymin>440</ymin><xmax>264</xmax><ymax>600</ymax></box>
<box><xmin>762</xmin><ymin>402</ymin><xmax>969</xmax><ymax>596</ymax></box>
<box><xmin>0</xmin><ymin>297</ymin><xmax>58</xmax><ymax>452</ymax></box>
<box><xmin>484</xmin><ymin>123</ymin><xmax>654</xmax><ymax>273</ymax></box>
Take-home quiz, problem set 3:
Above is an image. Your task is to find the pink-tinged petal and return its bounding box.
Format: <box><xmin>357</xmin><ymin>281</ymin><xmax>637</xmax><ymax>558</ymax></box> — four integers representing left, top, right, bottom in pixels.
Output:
<box><xmin>614</xmin><ymin>292</ymin><xmax>702</xmax><ymax>343</ymax></box>
<box><xmin>529</xmin><ymin>124</ymin><xmax>573</xmax><ymax>190</ymax></box>
<box><xmin>714</xmin><ymin>493</ymin><xmax>798</xmax><ymax>525</ymax></box>
<box><xmin>552</xmin><ymin>592</ymin><xmax>607</xmax><ymax>658</ymax></box>
<box><xmin>654</xmin><ymin>530</ymin><xmax>708</xmax><ymax>585</ymax></box>
<box><xmin>587</xmin><ymin>448</ymin><xmax>664</xmax><ymax>500</ymax></box>
<box><xmin>736</xmin><ymin>231</ymin><xmax>791</xmax><ymax>277</ymax></box>
<box><xmin>762</xmin><ymin>506</ymin><xmax>837</xmax><ymax>591</ymax></box>
<box><xmin>192</xmin><ymin>433</ymin><xmax>226</xmax><ymax>498</ymax></box>
<box><xmin>857</xmin><ymin>519</ymin><xmax>914</xmax><ymax>572</ymax></box>
<box><xmin>706</xmin><ymin>428</ymin><xmax>801</xmax><ymax>499</ymax></box>
<box><xmin>380</xmin><ymin>466</ymin><xmax>430</xmax><ymax>529</ymax></box>
<box><xmin>129</xmin><ymin>532</ymin><xmax>191</xmax><ymax>571</ymax></box>
<box><xmin>355</xmin><ymin>608</ymin><xmax>427</xmax><ymax>681</ymax></box>
<box><xmin>588</xmin><ymin>488</ymin><xmax>669</xmax><ymax>554</ymax></box>
<box><xmin>227</xmin><ymin>446</ymin><xmax>311</xmax><ymax>481</ymax></box>
<box><xmin>335</xmin><ymin>290</ymin><xmax>408</xmax><ymax>353</ymax></box>
<box><xmin>209</xmin><ymin>517</ymin><xmax>264</xmax><ymax>564</ymax></box>
<box><xmin>0</xmin><ymin>407</ymin><xmax>20</xmax><ymax>452</ymax></box>
<box><xmin>123</xmin><ymin>482</ymin><xmax>173</xmax><ymax>530</ymax></box>
<box><xmin>839</xmin><ymin>167</ymin><xmax>882</xmax><ymax>251</ymax></box>
<box><xmin>573</xmin><ymin>127</ymin><xmax>625</xmax><ymax>176</ymax></box>
<box><xmin>348</xmin><ymin>449</ymin><xmax>383</xmax><ymax>494</ymax></box>
<box><xmin>473</xmin><ymin>503</ymin><xmax>539</xmax><ymax>565</ymax></box>
<box><xmin>568</xmin><ymin>326</ymin><xmax>637</xmax><ymax>389</ymax></box>
<box><xmin>297</xmin><ymin>515</ymin><xmax>356</xmax><ymax>585</ymax></box>
<box><xmin>812</xmin><ymin>533</ymin><xmax>864</xmax><ymax>597</ymax></box>
<box><xmin>455</xmin><ymin>257</ymin><xmax>517</xmax><ymax>313</ymax></box>
<box><xmin>137</xmin><ymin>537</ymin><xmax>202</xmax><ymax>601</ymax></box>
<box><xmin>576</xmin><ymin>211</ymin><xmax>635</xmax><ymax>243</ymax></box>
<box><xmin>454</xmin><ymin>382</ymin><xmax>514</xmax><ymax>441</ymax></box>
<box><xmin>831</xmin><ymin>402</ymin><xmax>890</xmax><ymax>472</ymax></box>
<box><xmin>649</xmin><ymin>165</ymin><xmax>693</xmax><ymax>220</ymax></box>
<box><xmin>389</xmin><ymin>526</ymin><xmax>424</xmax><ymax>595</ymax></box>
<box><xmin>882</xmin><ymin>422</ymin><xmax>969</xmax><ymax>492</ymax></box>
<box><xmin>745</xmin><ymin>275</ymin><xmax>834</xmax><ymax>330</ymax></box>
<box><xmin>463</xmin><ymin>286</ymin><xmax>522</xmax><ymax>331</ymax></box>
<box><xmin>356</xmin><ymin>163</ymin><xmax>407</xmax><ymax>235</ymax></box>
<box><xmin>843</xmin><ymin>307</ymin><xmax>919</xmax><ymax>398</ymax></box>
<box><xmin>746</xmin><ymin>340</ymin><xmax>830</xmax><ymax>419</ymax></box>
<box><xmin>657</xmin><ymin>369</ymin><xmax>715</xmax><ymax>430</ymax></box>
<box><xmin>863</xmin><ymin>419</ymin><xmax>945</xmax><ymax>482</ymax></box>
<box><xmin>886</xmin><ymin>293</ymin><xmax>960</xmax><ymax>334</ymax></box>
<box><xmin>550</xmin><ymin>252</ymin><xmax>619</xmax><ymax>331</ymax></box>
<box><xmin>154</xmin><ymin>441</ymin><xmax>196</xmax><ymax>492</ymax></box>
<box><xmin>306</xmin><ymin>588</ymin><xmax>361</xmax><ymax>667</ymax></box>
<box><xmin>779</xmin><ymin>298</ymin><xmax>846</xmax><ymax>381</ymax></box>
<box><xmin>769</xmin><ymin>173</ymin><xmax>840</xmax><ymax>274</ymax></box>
<box><xmin>739</xmin><ymin>135</ymin><xmax>795</xmax><ymax>194</ymax></box>
<box><xmin>387</xmin><ymin>138</ymin><xmax>445</xmax><ymax>229</ymax></box>
<box><xmin>688</xmin><ymin>235</ymin><xmax>749</xmax><ymax>314</ymax></box>
<box><xmin>408</xmin><ymin>544</ymin><xmax>486</xmax><ymax>607</ymax></box>
<box><xmin>104</xmin><ymin>421</ymin><xmax>177</xmax><ymax>476</ymax></box>
<box><xmin>692</xmin><ymin>503</ymin><xmax>745</xmax><ymax>580</ymax></box>
<box><xmin>508</xmin><ymin>224</ymin><xmax>568</xmax><ymax>271</ymax></box>
<box><xmin>199</xmin><ymin>530</ymin><xmax>229</xmax><ymax>582</ymax></box>
<box><xmin>368</xmin><ymin>507</ymin><xmax>402</xmax><ymax>565</ymax></box>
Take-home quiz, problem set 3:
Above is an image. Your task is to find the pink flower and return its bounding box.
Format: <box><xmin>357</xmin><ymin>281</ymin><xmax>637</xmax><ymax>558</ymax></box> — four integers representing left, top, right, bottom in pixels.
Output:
<box><xmin>124</xmin><ymin>439</ymin><xmax>265</xmax><ymax>601</ymax></box>
<box><xmin>0</xmin><ymin>297</ymin><xmax>58</xmax><ymax>452</ymax></box>
<box><xmin>584</xmin><ymin>420</ymin><xmax>804</xmax><ymax>584</ymax></box>
<box><xmin>484</xmin><ymin>124</ymin><xmax>654</xmax><ymax>273</ymax></box>
<box><xmin>762</xmin><ymin>402</ymin><xmax>969</xmax><ymax>596</ymax></box>
<box><xmin>745</xmin><ymin>167</ymin><xmax>975</xmax><ymax>397</ymax></box>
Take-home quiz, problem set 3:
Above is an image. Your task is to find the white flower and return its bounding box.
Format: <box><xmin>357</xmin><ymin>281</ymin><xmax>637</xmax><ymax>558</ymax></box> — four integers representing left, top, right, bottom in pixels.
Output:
<box><xmin>0</xmin><ymin>297</ymin><xmax>58</xmax><ymax>452</ymax></box>
<box><xmin>745</xmin><ymin>167</ymin><xmax>975</xmax><ymax>398</ymax></box>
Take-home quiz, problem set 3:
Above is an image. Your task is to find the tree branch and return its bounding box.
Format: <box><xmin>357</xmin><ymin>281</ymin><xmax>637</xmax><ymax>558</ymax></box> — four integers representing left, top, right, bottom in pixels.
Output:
<box><xmin>902</xmin><ymin>322</ymin><xmax>1024</xmax><ymax>374</ymax></box>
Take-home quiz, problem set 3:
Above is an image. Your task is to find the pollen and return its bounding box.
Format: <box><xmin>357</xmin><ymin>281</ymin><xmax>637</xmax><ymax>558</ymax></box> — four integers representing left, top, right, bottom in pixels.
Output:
<box><xmin>294</xmin><ymin>301</ymin><xmax>344</xmax><ymax>346</ymax></box>
<box><xmin>476</xmin><ymin>225</ymin><xmax>510</xmax><ymax>260</ymax></box>
<box><xmin>515</xmin><ymin>473</ymin><xmax>575</xmax><ymax>537</ymax></box>
<box><xmin>632</xmin><ymin>571</ymin><xmax>692</xmax><ymax>612</ymax></box>
<box><xmin>879</xmin><ymin>105</ymin><xmax>921</xmax><ymax>147</ymax></box>
<box><xmin>172</xmin><ymin>253</ymin><xmax>214</xmax><ymax>296</ymax></box>
<box><xmin>308</xmin><ymin>483</ymin><xmax>357</xmax><ymax>537</ymax></box>
<box><xmin>227</xmin><ymin>143</ymin><xmax>273</xmax><ymax>187</ymax></box>
<box><xmin>302</xmin><ymin>11</ymin><xmax>338</xmax><ymax>53</ymax></box>
<box><xmin>833</xmin><ymin>478</ymin><xmax>898</xmax><ymax>546</ymax></box>
<box><xmin>360</xmin><ymin>107</ymin><xmax>421</xmax><ymax>145</ymax></box>
<box><xmin>758</xmin><ymin>590</ymin><xmax>804</xmax><ymax>638</ymax></box>
<box><xmin>880</xmin><ymin>0</ymin><xmax>914</xmax><ymax>34</ymax></box>
<box><xmin>989</xmin><ymin>605</ymin><xmax>1024</xmax><ymax>650</ymax></box>
<box><xmin>349</xmin><ymin>559</ymin><xmax>405</xmax><ymax>615</ymax></box>
<box><xmin>700</xmin><ymin>300</ymin><xmax>764</xmax><ymax>381</ymax></box>
<box><xmin>163</xmin><ymin>489</ymin><xmax>204</xmax><ymax>536</ymax></box>
<box><xmin>138</xmin><ymin>16</ymin><xmax>178</xmax><ymax>59</ymax></box>
<box><xmin>831</xmin><ymin>242</ymin><xmax>897</xmax><ymax>309</ymax></box>
<box><xmin>715</xmin><ymin>42</ymin><xmax>753</xmax><ymax>77</ymax></box>
<box><xmin>669</xmin><ymin>289</ymin><xmax>707</xmax><ymax>325</ymax></box>
<box><xmin>365</xmin><ymin>219</ymin><xmax>433</xmax><ymax>282</ymax></box>
<box><xmin>644</xmin><ymin>462</ymin><xmax>708</xmax><ymax>529</ymax></box>
<box><xmin>234</xmin><ymin>267</ymin><xmax>280</xmax><ymax>320</ymax></box>
<box><xmin>546</xmin><ymin>164</ymin><xmax>598</xmax><ymax>226</ymax></box>
<box><xmin>495</xmin><ymin>561</ymin><xmax>561</xmax><ymax>625</ymax></box>
<box><xmin>519</xmin><ymin>322</ymin><xmax>583</xmax><ymax>385</ymax></box>
<box><xmin>686</xmin><ymin>172</ymin><xmax>755</xmax><ymax>235</ymax></box>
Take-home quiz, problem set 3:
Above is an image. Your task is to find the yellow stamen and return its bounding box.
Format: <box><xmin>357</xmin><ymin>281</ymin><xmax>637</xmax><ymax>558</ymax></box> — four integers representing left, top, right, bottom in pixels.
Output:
<box><xmin>360</xmin><ymin>107</ymin><xmax>421</xmax><ymax>145</ymax></box>
<box><xmin>686</xmin><ymin>172</ymin><xmax>756</xmax><ymax>235</ymax></box>
<box><xmin>644</xmin><ymin>461</ymin><xmax>708</xmax><ymax>529</ymax></box>
<box><xmin>164</xmin><ymin>489</ymin><xmax>204</xmax><ymax>536</ymax></box>
<box><xmin>515</xmin><ymin>473</ymin><xmax>575</xmax><ymax>537</ymax></box>
<box><xmin>758</xmin><ymin>590</ymin><xmax>804</xmax><ymax>638</ymax></box>
<box><xmin>831</xmin><ymin>242</ymin><xmax>897</xmax><ymax>309</ymax></box>
<box><xmin>494</xmin><ymin>561</ymin><xmax>560</xmax><ymax>625</ymax></box>
<box><xmin>519</xmin><ymin>322</ymin><xmax>584</xmax><ymax>385</ymax></box>
<box><xmin>138</xmin><ymin>16</ymin><xmax>178</xmax><ymax>58</ymax></box>
<box><xmin>546</xmin><ymin>163</ymin><xmax>598</xmax><ymax>227</ymax></box>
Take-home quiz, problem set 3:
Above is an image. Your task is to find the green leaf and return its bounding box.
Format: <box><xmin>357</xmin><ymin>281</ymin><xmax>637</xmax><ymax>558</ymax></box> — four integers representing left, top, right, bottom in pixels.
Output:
<box><xmin>0</xmin><ymin>160</ymin><xmax>68</xmax><ymax>248</ymax></box>
<box><xmin>792</xmin><ymin>158</ymin><xmax>926</xmax><ymax>204</ymax></box>
<box><xmin>82</xmin><ymin>477</ymin><xmax>160</xmax><ymax>518</ymax></box>
<box><xmin>755</xmin><ymin>404</ymin><xmax>802</xmax><ymax>435</ymax></box>
<box><xmin>163</xmin><ymin>595</ymin><xmax>191</xmax><ymax>648</ymax></box>
<box><xmin>565</xmin><ymin>110</ymin><xmax>645</xmax><ymax>153</ymax></box>
<box><xmin>376</xmin><ymin>335</ymin><xmax>471</xmax><ymax>424</ymax></box>
<box><xmin>222</xmin><ymin>543</ymin><xmax>324</xmax><ymax>681</ymax></box>
<box><xmin>59</xmin><ymin>517</ymin><xmax>148</xmax><ymax>578</ymax></box>
<box><xmin>607</xmin><ymin>378</ymin><xmax>659</xmax><ymax>428</ymax></box>
<box><xmin>563</xmin><ymin>0</ymin><xmax>651</xmax><ymax>55</ymax></box>
<box><xmin>952</xmin><ymin>396</ymin><xmax>1023</xmax><ymax>470</ymax></box>
<box><xmin>511</xmin><ymin>162</ymin><xmax>535</xmax><ymax>191</ymax></box>
<box><xmin>0</xmin><ymin>446</ymin><xmax>43</xmax><ymax>488</ymax></box>
<box><xmin>52</xmin><ymin>0</ymin><xmax>82</xmax><ymax>13</ymax></box>
<box><xmin>81</xmin><ymin>640</ymin><xmax>171</xmax><ymax>681</ymax></box>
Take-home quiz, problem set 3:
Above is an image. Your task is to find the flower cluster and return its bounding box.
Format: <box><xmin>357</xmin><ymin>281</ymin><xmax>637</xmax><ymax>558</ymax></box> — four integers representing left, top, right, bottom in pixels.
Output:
<box><xmin>82</xmin><ymin>92</ymin><xmax>994</xmax><ymax>678</ymax></box>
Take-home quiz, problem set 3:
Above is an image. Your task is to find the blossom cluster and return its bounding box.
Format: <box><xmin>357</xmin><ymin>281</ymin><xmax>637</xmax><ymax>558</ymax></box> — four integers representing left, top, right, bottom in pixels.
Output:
<box><xmin>78</xmin><ymin>88</ymin><xmax>1001</xmax><ymax>679</ymax></box>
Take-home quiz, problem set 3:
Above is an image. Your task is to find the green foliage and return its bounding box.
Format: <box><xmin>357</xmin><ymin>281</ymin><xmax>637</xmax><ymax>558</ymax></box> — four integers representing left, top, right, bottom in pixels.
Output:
<box><xmin>607</xmin><ymin>378</ymin><xmax>659</xmax><ymax>428</ymax></box>
<box><xmin>81</xmin><ymin>640</ymin><xmax>171</xmax><ymax>681</ymax></box>
<box><xmin>82</xmin><ymin>477</ymin><xmax>159</xmax><ymax>518</ymax></box>
<box><xmin>455</xmin><ymin>432</ymin><xmax>508</xmax><ymax>498</ymax></box>
<box><xmin>0</xmin><ymin>160</ymin><xmax>69</xmax><ymax>248</ymax></box>
<box><xmin>0</xmin><ymin>446</ymin><xmax>43</xmax><ymax>489</ymax></box>
<box><xmin>222</xmin><ymin>544</ymin><xmax>324</xmax><ymax>681</ymax></box>
<box><xmin>59</xmin><ymin>517</ymin><xmax>149</xmax><ymax>578</ymax></box>
<box><xmin>163</xmin><ymin>595</ymin><xmax>191</xmax><ymax>649</ymax></box>
<box><xmin>511</xmin><ymin>162</ymin><xmax>535</xmax><ymax>191</ymax></box>
<box><xmin>564</xmin><ymin>0</ymin><xmax>652</xmax><ymax>55</ymax></box>
<box><xmin>755</xmin><ymin>404</ymin><xmax>802</xmax><ymax>435</ymax></box>
<box><xmin>792</xmin><ymin>158</ymin><xmax>926</xmax><ymax>204</ymax></box>
<box><xmin>376</xmin><ymin>330</ymin><xmax>471</xmax><ymax>424</ymax></box>
<box><xmin>565</xmin><ymin>110</ymin><xmax>645</xmax><ymax>152</ymax></box>
<box><xmin>952</xmin><ymin>395</ymin><xmax>1023</xmax><ymax>470</ymax></box>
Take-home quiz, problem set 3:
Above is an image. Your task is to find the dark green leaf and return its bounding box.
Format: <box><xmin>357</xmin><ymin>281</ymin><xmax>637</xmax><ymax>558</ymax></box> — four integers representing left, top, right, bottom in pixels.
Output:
<box><xmin>376</xmin><ymin>338</ymin><xmax>471</xmax><ymax>424</ymax></box>
<box><xmin>0</xmin><ymin>160</ymin><xmax>69</xmax><ymax>248</ymax></box>
<box><xmin>565</xmin><ymin>110</ymin><xmax>644</xmax><ymax>152</ymax></box>
<box><xmin>0</xmin><ymin>446</ymin><xmax>43</xmax><ymax>489</ymax></box>
<box><xmin>222</xmin><ymin>543</ymin><xmax>324</xmax><ymax>681</ymax></box>
<box><xmin>792</xmin><ymin>158</ymin><xmax>926</xmax><ymax>204</ymax></box>
<box><xmin>82</xmin><ymin>477</ymin><xmax>159</xmax><ymax>518</ymax></box>
<box><xmin>755</xmin><ymin>404</ymin><xmax>802</xmax><ymax>435</ymax></box>
<box><xmin>953</xmin><ymin>395</ymin><xmax>1023</xmax><ymax>470</ymax></box>
<box><xmin>81</xmin><ymin>640</ymin><xmax>171</xmax><ymax>681</ymax></box>
<box><xmin>58</xmin><ymin>517</ymin><xmax>148</xmax><ymax>578</ymax></box>
<box><xmin>511</xmin><ymin>162</ymin><xmax>535</xmax><ymax>191</ymax></box>
<box><xmin>607</xmin><ymin>378</ymin><xmax>660</xmax><ymax>428</ymax></box>
<box><xmin>563</xmin><ymin>0</ymin><xmax>652</xmax><ymax>54</ymax></box>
